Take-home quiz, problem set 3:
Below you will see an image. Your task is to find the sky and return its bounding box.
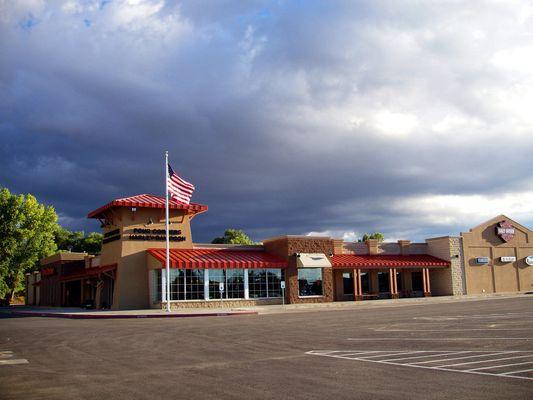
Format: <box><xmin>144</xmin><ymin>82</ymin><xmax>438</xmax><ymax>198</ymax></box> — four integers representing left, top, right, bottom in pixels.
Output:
<box><xmin>1</xmin><ymin>0</ymin><xmax>533</xmax><ymax>243</ymax></box>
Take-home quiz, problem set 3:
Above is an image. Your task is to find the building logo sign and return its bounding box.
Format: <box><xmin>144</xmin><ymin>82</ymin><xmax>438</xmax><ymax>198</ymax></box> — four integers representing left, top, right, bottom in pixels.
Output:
<box><xmin>525</xmin><ymin>256</ymin><xmax>533</xmax><ymax>266</ymax></box>
<box><xmin>496</xmin><ymin>220</ymin><xmax>515</xmax><ymax>242</ymax></box>
<box><xmin>475</xmin><ymin>257</ymin><xmax>489</xmax><ymax>265</ymax></box>
<box><xmin>500</xmin><ymin>256</ymin><xmax>516</xmax><ymax>263</ymax></box>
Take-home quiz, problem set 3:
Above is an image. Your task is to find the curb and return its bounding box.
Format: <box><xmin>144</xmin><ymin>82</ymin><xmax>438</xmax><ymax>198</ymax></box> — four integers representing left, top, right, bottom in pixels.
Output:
<box><xmin>3</xmin><ymin>310</ymin><xmax>258</xmax><ymax>319</ymax></box>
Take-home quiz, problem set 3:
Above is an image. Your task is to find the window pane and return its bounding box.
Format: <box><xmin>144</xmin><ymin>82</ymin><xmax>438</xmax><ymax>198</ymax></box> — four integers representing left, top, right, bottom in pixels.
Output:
<box><xmin>169</xmin><ymin>269</ymin><xmax>185</xmax><ymax>300</ymax></box>
<box><xmin>208</xmin><ymin>269</ymin><xmax>225</xmax><ymax>300</ymax></box>
<box><xmin>248</xmin><ymin>269</ymin><xmax>267</xmax><ymax>298</ymax></box>
<box><xmin>155</xmin><ymin>269</ymin><xmax>162</xmax><ymax>301</ymax></box>
<box><xmin>186</xmin><ymin>269</ymin><xmax>204</xmax><ymax>300</ymax></box>
<box><xmin>298</xmin><ymin>268</ymin><xmax>323</xmax><ymax>296</ymax></box>
<box><xmin>266</xmin><ymin>269</ymin><xmax>282</xmax><ymax>298</ymax></box>
<box><xmin>226</xmin><ymin>269</ymin><xmax>245</xmax><ymax>299</ymax></box>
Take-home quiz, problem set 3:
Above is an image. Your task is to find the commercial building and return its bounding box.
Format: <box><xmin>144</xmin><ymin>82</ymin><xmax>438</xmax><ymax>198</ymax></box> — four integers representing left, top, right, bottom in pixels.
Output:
<box><xmin>26</xmin><ymin>194</ymin><xmax>533</xmax><ymax>310</ymax></box>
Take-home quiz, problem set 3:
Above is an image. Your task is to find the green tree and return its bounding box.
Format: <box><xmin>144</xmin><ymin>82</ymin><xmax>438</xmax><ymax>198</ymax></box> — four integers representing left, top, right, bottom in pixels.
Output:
<box><xmin>0</xmin><ymin>188</ymin><xmax>59</xmax><ymax>303</ymax></box>
<box><xmin>211</xmin><ymin>229</ymin><xmax>255</xmax><ymax>245</ymax></box>
<box><xmin>55</xmin><ymin>227</ymin><xmax>102</xmax><ymax>255</ymax></box>
<box><xmin>361</xmin><ymin>232</ymin><xmax>385</xmax><ymax>242</ymax></box>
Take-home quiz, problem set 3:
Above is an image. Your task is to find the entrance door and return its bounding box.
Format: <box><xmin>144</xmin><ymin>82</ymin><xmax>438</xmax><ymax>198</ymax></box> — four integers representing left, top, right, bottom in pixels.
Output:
<box><xmin>412</xmin><ymin>271</ymin><xmax>424</xmax><ymax>296</ymax></box>
<box><xmin>342</xmin><ymin>272</ymin><xmax>354</xmax><ymax>296</ymax></box>
<box><xmin>377</xmin><ymin>271</ymin><xmax>390</xmax><ymax>298</ymax></box>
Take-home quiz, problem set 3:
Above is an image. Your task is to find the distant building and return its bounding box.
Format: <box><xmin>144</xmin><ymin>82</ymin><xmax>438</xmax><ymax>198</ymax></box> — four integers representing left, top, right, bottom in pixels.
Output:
<box><xmin>26</xmin><ymin>194</ymin><xmax>533</xmax><ymax>310</ymax></box>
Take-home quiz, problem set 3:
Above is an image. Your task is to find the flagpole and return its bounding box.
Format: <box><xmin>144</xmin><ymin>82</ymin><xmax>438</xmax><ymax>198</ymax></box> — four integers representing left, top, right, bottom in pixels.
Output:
<box><xmin>165</xmin><ymin>151</ymin><xmax>171</xmax><ymax>313</ymax></box>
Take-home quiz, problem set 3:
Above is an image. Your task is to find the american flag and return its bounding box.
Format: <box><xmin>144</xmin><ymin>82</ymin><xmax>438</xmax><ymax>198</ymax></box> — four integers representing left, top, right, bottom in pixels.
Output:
<box><xmin>167</xmin><ymin>164</ymin><xmax>195</xmax><ymax>205</ymax></box>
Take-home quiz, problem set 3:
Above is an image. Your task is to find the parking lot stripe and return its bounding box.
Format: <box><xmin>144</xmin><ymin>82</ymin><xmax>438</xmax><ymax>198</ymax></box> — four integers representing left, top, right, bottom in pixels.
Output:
<box><xmin>467</xmin><ymin>360</ymin><xmax>533</xmax><ymax>372</ymax></box>
<box><xmin>307</xmin><ymin>350</ymin><xmax>533</xmax><ymax>381</ymax></box>
<box><xmin>383</xmin><ymin>351</ymin><xmax>470</xmax><ymax>362</ymax></box>
<box><xmin>441</xmin><ymin>354</ymin><xmax>533</xmax><ymax>368</ymax></box>
<box><xmin>410</xmin><ymin>352</ymin><xmax>512</xmax><ymax>365</ymax></box>
<box><xmin>500</xmin><ymin>368</ymin><xmax>533</xmax><ymax>376</ymax></box>
<box><xmin>0</xmin><ymin>359</ymin><xmax>29</xmax><ymax>365</ymax></box>
<box><xmin>356</xmin><ymin>351</ymin><xmax>423</xmax><ymax>359</ymax></box>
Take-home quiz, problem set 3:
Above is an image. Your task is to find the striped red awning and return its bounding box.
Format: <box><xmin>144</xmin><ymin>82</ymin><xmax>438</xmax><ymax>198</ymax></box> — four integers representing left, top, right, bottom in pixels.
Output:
<box><xmin>88</xmin><ymin>194</ymin><xmax>208</xmax><ymax>218</ymax></box>
<box><xmin>332</xmin><ymin>254</ymin><xmax>450</xmax><ymax>269</ymax></box>
<box><xmin>147</xmin><ymin>248</ymin><xmax>287</xmax><ymax>269</ymax></box>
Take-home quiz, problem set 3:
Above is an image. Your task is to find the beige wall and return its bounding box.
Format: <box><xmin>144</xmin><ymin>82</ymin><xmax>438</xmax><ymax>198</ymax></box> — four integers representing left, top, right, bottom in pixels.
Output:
<box><xmin>461</xmin><ymin>215</ymin><xmax>533</xmax><ymax>294</ymax></box>
<box><xmin>99</xmin><ymin>206</ymin><xmax>196</xmax><ymax>310</ymax></box>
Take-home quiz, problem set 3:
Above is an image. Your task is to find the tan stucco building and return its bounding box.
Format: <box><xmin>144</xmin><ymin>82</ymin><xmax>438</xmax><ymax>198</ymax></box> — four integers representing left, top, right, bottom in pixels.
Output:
<box><xmin>26</xmin><ymin>194</ymin><xmax>533</xmax><ymax>310</ymax></box>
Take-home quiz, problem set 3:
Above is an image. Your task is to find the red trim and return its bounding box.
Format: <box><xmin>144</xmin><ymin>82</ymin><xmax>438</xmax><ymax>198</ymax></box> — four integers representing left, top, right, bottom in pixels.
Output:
<box><xmin>59</xmin><ymin>263</ymin><xmax>118</xmax><ymax>281</ymax></box>
<box><xmin>332</xmin><ymin>254</ymin><xmax>450</xmax><ymax>269</ymax></box>
<box><xmin>147</xmin><ymin>248</ymin><xmax>287</xmax><ymax>269</ymax></box>
<box><xmin>87</xmin><ymin>194</ymin><xmax>208</xmax><ymax>218</ymax></box>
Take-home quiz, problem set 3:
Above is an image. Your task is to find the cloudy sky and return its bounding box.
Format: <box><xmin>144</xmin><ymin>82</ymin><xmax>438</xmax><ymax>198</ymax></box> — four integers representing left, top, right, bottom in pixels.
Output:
<box><xmin>1</xmin><ymin>0</ymin><xmax>533</xmax><ymax>243</ymax></box>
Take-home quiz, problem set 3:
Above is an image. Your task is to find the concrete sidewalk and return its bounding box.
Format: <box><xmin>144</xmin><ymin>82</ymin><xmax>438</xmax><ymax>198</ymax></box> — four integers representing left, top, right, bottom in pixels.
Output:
<box><xmin>0</xmin><ymin>306</ymin><xmax>257</xmax><ymax>319</ymax></box>
<box><xmin>1</xmin><ymin>292</ymin><xmax>530</xmax><ymax>319</ymax></box>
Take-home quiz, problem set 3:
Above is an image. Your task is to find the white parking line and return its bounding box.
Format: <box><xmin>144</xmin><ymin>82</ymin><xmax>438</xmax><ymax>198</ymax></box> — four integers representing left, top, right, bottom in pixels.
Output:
<box><xmin>0</xmin><ymin>350</ymin><xmax>29</xmax><ymax>366</ymax></box>
<box><xmin>501</xmin><ymin>368</ymin><xmax>533</xmax><ymax>376</ymax></box>
<box><xmin>467</xmin><ymin>360</ymin><xmax>533</xmax><ymax>372</ymax></box>
<box><xmin>306</xmin><ymin>350</ymin><xmax>533</xmax><ymax>381</ymax></box>
<box><xmin>410</xmin><ymin>351</ymin><xmax>512</xmax><ymax>365</ymax></box>
<box><xmin>384</xmin><ymin>351</ymin><xmax>471</xmax><ymax>362</ymax></box>
<box><xmin>442</xmin><ymin>354</ymin><xmax>533</xmax><ymax>368</ymax></box>
<box><xmin>0</xmin><ymin>359</ymin><xmax>29</xmax><ymax>365</ymax></box>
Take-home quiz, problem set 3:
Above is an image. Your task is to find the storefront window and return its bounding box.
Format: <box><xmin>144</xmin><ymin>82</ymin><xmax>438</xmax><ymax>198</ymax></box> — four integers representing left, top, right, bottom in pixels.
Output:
<box><xmin>248</xmin><ymin>269</ymin><xmax>267</xmax><ymax>298</ymax></box>
<box><xmin>226</xmin><ymin>269</ymin><xmax>245</xmax><ymax>299</ymax></box>
<box><xmin>298</xmin><ymin>268</ymin><xmax>323</xmax><ymax>296</ymax></box>
<box><xmin>155</xmin><ymin>268</ymin><xmax>282</xmax><ymax>301</ymax></box>
<box><xmin>266</xmin><ymin>269</ymin><xmax>282</xmax><ymax>298</ymax></box>
<box><xmin>185</xmin><ymin>269</ymin><xmax>204</xmax><ymax>300</ymax></box>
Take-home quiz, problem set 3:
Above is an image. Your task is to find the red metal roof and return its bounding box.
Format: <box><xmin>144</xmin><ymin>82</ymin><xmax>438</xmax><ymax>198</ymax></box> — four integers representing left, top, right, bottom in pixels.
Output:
<box><xmin>147</xmin><ymin>248</ymin><xmax>288</xmax><ymax>269</ymax></box>
<box><xmin>87</xmin><ymin>194</ymin><xmax>208</xmax><ymax>218</ymax></box>
<box><xmin>332</xmin><ymin>254</ymin><xmax>450</xmax><ymax>269</ymax></box>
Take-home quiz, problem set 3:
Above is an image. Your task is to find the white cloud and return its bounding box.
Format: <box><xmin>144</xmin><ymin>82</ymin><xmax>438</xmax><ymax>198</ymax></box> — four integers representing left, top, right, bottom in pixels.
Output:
<box><xmin>392</xmin><ymin>191</ymin><xmax>533</xmax><ymax>226</ymax></box>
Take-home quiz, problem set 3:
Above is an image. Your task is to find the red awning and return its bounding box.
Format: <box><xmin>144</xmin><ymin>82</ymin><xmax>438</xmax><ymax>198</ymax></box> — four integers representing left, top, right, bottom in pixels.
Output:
<box><xmin>332</xmin><ymin>254</ymin><xmax>449</xmax><ymax>269</ymax></box>
<box><xmin>88</xmin><ymin>194</ymin><xmax>208</xmax><ymax>218</ymax></box>
<box><xmin>59</xmin><ymin>263</ymin><xmax>118</xmax><ymax>281</ymax></box>
<box><xmin>147</xmin><ymin>248</ymin><xmax>287</xmax><ymax>269</ymax></box>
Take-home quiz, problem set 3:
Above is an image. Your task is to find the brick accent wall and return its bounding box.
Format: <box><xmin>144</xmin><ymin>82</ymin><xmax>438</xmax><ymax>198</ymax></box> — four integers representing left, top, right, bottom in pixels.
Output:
<box><xmin>263</xmin><ymin>237</ymin><xmax>334</xmax><ymax>304</ymax></box>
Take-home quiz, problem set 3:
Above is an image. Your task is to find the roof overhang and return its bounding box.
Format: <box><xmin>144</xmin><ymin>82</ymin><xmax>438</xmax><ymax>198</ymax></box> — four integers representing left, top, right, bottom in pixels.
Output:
<box><xmin>87</xmin><ymin>194</ymin><xmax>208</xmax><ymax>219</ymax></box>
<box><xmin>147</xmin><ymin>248</ymin><xmax>287</xmax><ymax>269</ymax></box>
<box><xmin>332</xmin><ymin>254</ymin><xmax>450</xmax><ymax>269</ymax></box>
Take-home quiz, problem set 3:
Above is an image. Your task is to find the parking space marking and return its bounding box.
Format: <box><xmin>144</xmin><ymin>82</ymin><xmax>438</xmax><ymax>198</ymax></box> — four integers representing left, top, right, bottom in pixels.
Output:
<box><xmin>306</xmin><ymin>350</ymin><xmax>533</xmax><ymax>381</ymax></box>
<box><xmin>467</xmin><ymin>360</ymin><xmax>533</xmax><ymax>372</ymax></box>
<box><xmin>411</xmin><ymin>351</ymin><xmax>512</xmax><ymax>365</ymax></box>
<box><xmin>0</xmin><ymin>351</ymin><xmax>28</xmax><ymax>366</ymax></box>
<box><xmin>441</xmin><ymin>354</ymin><xmax>533</xmax><ymax>368</ymax></box>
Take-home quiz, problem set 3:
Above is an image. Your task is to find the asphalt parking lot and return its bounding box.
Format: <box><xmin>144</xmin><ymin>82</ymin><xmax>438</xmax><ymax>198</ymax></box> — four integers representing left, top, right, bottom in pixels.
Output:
<box><xmin>0</xmin><ymin>296</ymin><xmax>532</xmax><ymax>399</ymax></box>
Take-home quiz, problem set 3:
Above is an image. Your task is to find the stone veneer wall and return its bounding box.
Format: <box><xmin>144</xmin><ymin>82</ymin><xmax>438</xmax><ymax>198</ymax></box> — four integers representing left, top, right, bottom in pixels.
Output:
<box><xmin>426</xmin><ymin>236</ymin><xmax>465</xmax><ymax>296</ymax></box>
<box><xmin>263</xmin><ymin>237</ymin><xmax>334</xmax><ymax>304</ymax></box>
<box><xmin>159</xmin><ymin>298</ymin><xmax>282</xmax><ymax>310</ymax></box>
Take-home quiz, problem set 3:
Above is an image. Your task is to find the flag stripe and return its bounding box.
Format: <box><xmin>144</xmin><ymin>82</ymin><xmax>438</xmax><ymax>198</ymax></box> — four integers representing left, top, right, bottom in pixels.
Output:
<box><xmin>167</xmin><ymin>164</ymin><xmax>195</xmax><ymax>205</ymax></box>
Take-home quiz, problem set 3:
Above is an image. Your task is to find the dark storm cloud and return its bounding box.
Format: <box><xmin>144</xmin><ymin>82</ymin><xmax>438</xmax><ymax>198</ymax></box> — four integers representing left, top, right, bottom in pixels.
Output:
<box><xmin>1</xmin><ymin>0</ymin><xmax>532</xmax><ymax>243</ymax></box>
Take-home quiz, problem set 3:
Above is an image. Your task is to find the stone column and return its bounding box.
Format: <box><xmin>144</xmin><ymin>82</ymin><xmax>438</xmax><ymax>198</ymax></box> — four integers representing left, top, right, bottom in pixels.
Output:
<box><xmin>389</xmin><ymin>268</ymin><xmax>400</xmax><ymax>299</ymax></box>
<box><xmin>423</xmin><ymin>268</ymin><xmax>432</xmax><ymax>297</ymax></box>
<box><xmin>353</xmin><ymin>269</ymin><xmax>363</xmax><ymax>301</ymax></box>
